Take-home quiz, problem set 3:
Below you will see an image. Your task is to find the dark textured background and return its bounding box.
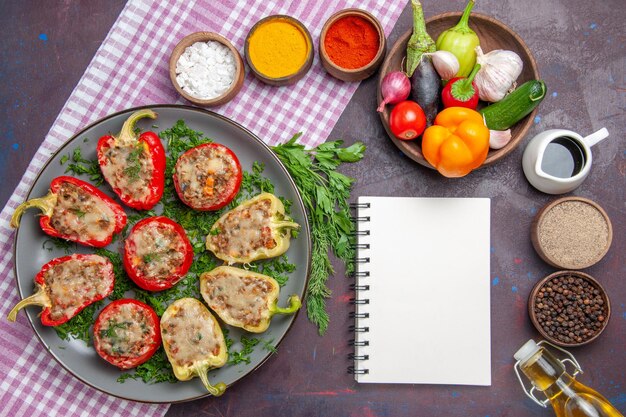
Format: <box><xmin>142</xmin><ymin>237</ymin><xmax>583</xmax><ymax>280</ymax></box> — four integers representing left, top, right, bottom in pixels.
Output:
<box><xmin>1</xmin><ymin>1</ymin><xmax>624</xmax><ymax>416</ymax></box>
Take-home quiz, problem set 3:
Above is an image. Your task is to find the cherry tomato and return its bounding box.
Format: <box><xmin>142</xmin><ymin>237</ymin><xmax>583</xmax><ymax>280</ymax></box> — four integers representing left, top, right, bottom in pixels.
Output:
<box><xmin>389</xmin><ymin>100</ymin><xmax>427</xmax><ymax>140</ymax></box>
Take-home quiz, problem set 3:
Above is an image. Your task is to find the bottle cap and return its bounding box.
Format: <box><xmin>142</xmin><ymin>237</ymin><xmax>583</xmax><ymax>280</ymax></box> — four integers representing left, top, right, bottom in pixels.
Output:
<box><xmin>514</xmin><ymin>339</ymin><xmax>540</xmax><ymax>362</ymax></box>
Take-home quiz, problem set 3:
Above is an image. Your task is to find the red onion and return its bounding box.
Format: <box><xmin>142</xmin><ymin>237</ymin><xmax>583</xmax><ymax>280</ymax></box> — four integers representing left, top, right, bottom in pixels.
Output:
<box><xmin>377</xmin><ymin>71</ymin><xmax>411</xmax><ymax>112</ymax></box>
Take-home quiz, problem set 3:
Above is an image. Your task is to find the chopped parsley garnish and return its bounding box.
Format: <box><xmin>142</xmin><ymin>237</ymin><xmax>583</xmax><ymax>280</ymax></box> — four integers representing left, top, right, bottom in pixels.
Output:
<box><xmin>247</xmin><ymin>254</ymin><xmax>295</xmax><ymax>287</ymax></box>
<box><xmin>123</xmin><ymin>164</ymin><xmax>142</xmax><ymax>181</ymax></box>
<box><xmin>262</xmin><ymin>338</ymin><xmax>278</xmax><ymax>354</ymax></box>
<box><xmin>123</xmin><ymin>143</ymin><xmax>145</xmax><ymax>182</ymax></box>
<box><xmin>42</xmin><ymin>237</ymin><xmax>76</xmax><ymax>254</ymax></box>
<box><xmin>70</xmin><ymin>208</ymin><xmax>86</xmax><ymax>218</ymax></box>
<box><xmin>54</xmin><ymin>301</ymin><xmax>102</xmax><ymax>345</ymax></box>
<box><xmin>228</xmin><ymin>336</ymin><xmax>261</xmax><ymax>365</ymax></box>
<box><xmin>117</xmin><ymin>348</ymin><xmax>177</xmax><ymax>384</ymax></box>
<box><xmin>62</xmin><ymin>146</ymin><xmax>104</xmax><ymax>185</ymax></box>
<box><xmin>103</xmin><ymin>321</ymin><xmax>129</xmax><ymax>339</ymax></box>
<box><xmin>51</xmin><ymin>120</ymin><xmax>305</xmax><ymax>384</ymax></box>
<box><xmin>95</xmin><ymin>248</ymin><xmax>133</xmax><ymax>301</ymax></box>
<box><xmin>142</xmin><ymin>253</ymin><xmax>160</xmax><ymax>263</ymax></box>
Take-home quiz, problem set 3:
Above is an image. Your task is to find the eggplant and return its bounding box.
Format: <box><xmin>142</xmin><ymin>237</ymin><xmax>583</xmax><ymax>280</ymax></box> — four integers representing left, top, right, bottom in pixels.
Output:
<box><xmin>410</xmin><ymin>56</ymin><xmax>441</xmax><ymax>127</ymax></box>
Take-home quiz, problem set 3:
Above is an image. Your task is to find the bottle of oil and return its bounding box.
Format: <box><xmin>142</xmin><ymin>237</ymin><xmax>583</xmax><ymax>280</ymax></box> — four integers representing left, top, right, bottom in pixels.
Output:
<box><xmin>513</xmin><ymin>339</ymin><xmax>623</xmax><ymax>417</ymax></box>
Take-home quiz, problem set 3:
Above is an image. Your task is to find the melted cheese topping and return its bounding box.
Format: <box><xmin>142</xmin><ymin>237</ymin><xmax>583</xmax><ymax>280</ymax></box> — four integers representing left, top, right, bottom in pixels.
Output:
<box><xmin>209</xmin><ymin>199</ymin><xmax>275</xmax><ymax>259</ymax></box>
<box><xmin>96</xmin><ymin>303</ymin><xmax>156</xmax><ymax>360</ymax></box>
<box><xmin>201</xmin><ymin>272</ymin><xmax>274</xmax><ymax>328</ymax></box>
<box><xmin>45</xmin><ymin>256</ymin><xmax>112</xmax><ymax>321</ymax></box>
<box><xmin>127</xmin><ymin>221</ymin><xmax>186</xmax><ymax>282</ymax></box>
<box><xmin>162</xmin><ymin>302</ymin><xmax>222</xmax><ymax>367</ymax></box>
<box><xmin>175</xmin><ymin>145</ymin><xmax>238</xmax><ymax>209</ymax></box>
<box><xmin>100</xmin><ymin>142</ymin><xmax>153</xmax><ymax>202</ymax></box>
<box><xmin>50</xmin><ymin>182</ymin><xmax>117</xmax><ymax>242</ymax></box>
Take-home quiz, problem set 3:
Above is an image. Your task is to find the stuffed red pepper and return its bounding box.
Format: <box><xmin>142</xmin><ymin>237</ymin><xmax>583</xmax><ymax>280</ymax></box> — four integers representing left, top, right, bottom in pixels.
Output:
<box><xmin>7</xmin><ymin>254</ymin><xmax>115</xmax><ymax>326</ymax></box>
<box><xmin>173</xmin><ymin>142</ymin><xmax>242</xmax><ymax>211</ymax></box>
<box><xmin>97</xmin><ymin>109</ymin><xmax>166</xmax><ymax>210</ymax></box>
<box><xmin>123</xmin><ymin>216</ymin><xmax>193</xmax><ymax>291</ymax></box>
<box><xmin>10</xmin><ymin>176</ymin><xmax>127</xmax><ymax>247</ymax></box>
<box><xmin>93</xmin><ymin>299</ymin><xmax>161</xmax><ymax>369</ymax></box>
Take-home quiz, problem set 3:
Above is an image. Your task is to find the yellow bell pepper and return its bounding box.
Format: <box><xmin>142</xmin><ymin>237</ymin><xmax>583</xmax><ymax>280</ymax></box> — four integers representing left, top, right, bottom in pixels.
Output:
<box><xmin>422</xmin><ymin>107</ymin><xmax>490</xmax><ymax>178</ymax></box>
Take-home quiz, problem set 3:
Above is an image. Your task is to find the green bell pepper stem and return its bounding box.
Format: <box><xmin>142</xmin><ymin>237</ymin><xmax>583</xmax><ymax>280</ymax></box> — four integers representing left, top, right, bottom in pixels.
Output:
<box><xmin>195</xmin><ymin>364</ymin><xmax>226</xmax><ymax>397</ymax></box>
<box><xmin>270</xmin><ymin>295</ymin><xmax>302</xmax><ymax>315</ymax></box>
<box><xmin>7</xmin><ymin>287</ymin><xmax>48</xmax><ymax>322</ymax></box>
<box><xmin>116</xmin><ymin>109</ymin><xmax>157</xmax><ymax>145</ymax></box>
<box><xmin>406</xmin><ymin>0</ymin><xmax>436</xmax><ymax>77</ymax></box>
<box><xmin>10</xmin><ymin>192</ymin><xmax>57</xmax><ymax>228</ymax></box>
<box><xmin>455</xmin><ymin>0</ymin><xmax>475</xmax><ymax>34</ymax></box>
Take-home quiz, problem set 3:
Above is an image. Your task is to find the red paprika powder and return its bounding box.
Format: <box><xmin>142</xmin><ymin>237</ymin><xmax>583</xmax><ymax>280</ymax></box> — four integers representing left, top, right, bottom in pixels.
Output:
<box><xmin>324</xmin><ymin>15</ymin><xmax>380</xmax><ymax>69</ymax></box>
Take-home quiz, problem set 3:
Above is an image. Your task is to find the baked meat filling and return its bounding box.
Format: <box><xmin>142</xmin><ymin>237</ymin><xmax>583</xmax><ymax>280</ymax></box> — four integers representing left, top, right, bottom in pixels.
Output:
<box><xmin>209</xmin><ymin>199</ymin><xmax>276</xmax><ymax>259</ymax></box>
<box><xmin>175</xmin><ymin>145</ymin><xmax>239</xmax><ymax>208</ymax></box>
<box><xmin>49</xmin><ymin>182</ymin><xmax>117</xmax><ymax>242</ymax></box>
<box><xmin>45</xmin><ymin>257</ymin><xmax>110</xmax><ymax>321</ymax></box>
<box><xmin>100</xmin><ymin>142</ymin><xmax>154</xmax><ymax>202</ymax></box>
<box><xmin>161</xmin><ymin>303</ymin><xmax>222</xmax><ymax>368</ymax></box>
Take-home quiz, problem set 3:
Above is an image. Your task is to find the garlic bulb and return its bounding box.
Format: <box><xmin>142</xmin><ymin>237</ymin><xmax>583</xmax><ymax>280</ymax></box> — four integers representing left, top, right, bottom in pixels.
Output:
<box><xmin>474</xmin><ymin>46</ymin><xmax>523</xmax><ymax>102</ymax></box>
<box><xmin>425</xmin><ymin>51</ymin><xmax>459</xmax><ymax>81</ymax></box>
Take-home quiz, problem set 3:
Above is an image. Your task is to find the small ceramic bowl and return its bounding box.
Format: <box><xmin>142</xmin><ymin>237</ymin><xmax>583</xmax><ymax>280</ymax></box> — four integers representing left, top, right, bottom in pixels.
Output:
<box><xmin>244</xmin><ymin>15</ymin><xmax>314</xmax><ymax>86</ymax></box>
<box><xmin>169</xmin><ymin>32</ymin><xmax>245</xmax><ymax>107</ymax></box>
<box><xmin>531</xmin><ymin>196</ymin><xmax>612</xmax><ymax>270</ymax></box>
<box><xmin>528</xmin><ymin>270</ymin><xmax>611</xmax><ymax>347</ymax></box>
<box><xmin>319</xmin><ymin>9</ymin><xmax>386</xmax><ymax>82</ymax></box>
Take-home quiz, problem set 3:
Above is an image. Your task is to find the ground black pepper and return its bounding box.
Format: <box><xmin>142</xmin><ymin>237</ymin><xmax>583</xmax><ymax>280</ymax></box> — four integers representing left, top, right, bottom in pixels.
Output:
<box><xmin>533</xmin><ymin>274</ymin><xmax>608</xmax><ymax>344</ymax></box>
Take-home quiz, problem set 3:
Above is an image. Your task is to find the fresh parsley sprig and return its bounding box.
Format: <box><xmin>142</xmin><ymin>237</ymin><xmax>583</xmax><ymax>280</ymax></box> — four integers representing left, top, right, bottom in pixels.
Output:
<box><xmin>272</xmin><ymin>134</ymin><xmax>365</xmax><ymax>335</ymax></box>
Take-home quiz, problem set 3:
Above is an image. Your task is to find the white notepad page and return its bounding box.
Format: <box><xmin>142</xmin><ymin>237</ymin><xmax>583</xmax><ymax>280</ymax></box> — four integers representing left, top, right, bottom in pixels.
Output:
<box><xmin>354</xmin><ymin>196</ymin><xmax>491</xmax><ymax>385</ymax></box>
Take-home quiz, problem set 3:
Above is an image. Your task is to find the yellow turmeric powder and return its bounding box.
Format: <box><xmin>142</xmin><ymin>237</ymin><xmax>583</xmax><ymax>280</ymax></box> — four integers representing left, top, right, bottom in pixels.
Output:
<box><xmin>248</xmin><ymin>18</ymin><xmax>310</xmax><ymax>79</ymax></box>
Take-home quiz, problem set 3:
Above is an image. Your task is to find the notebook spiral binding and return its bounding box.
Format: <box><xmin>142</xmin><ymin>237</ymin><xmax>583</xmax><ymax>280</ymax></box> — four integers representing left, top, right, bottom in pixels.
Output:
<box><xmin>348</xmin><ymin>202</ymin><xmax>370</xmax><ymax>376</ymax></box>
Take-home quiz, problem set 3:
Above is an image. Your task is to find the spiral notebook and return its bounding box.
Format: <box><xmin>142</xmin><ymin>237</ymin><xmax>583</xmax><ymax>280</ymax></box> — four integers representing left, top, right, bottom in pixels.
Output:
<box><xmin>350</xmin><ymin>196</ymin><xmax>491</xmax><ymax>385</ymax></box>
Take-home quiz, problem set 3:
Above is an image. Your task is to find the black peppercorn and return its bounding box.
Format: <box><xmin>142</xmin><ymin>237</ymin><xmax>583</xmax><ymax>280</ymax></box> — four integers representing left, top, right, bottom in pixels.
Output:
<box><xmin>533</xmin><ymin>274</ymin><xmax>609</xmax><ymax>345</ymax></box>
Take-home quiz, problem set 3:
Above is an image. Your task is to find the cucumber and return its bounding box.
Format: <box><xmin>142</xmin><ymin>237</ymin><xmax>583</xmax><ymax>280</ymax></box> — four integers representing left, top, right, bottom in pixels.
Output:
<box><xmin>479</xmin><ymin>80</ymin><xmax>546</xmax><ymax>130</ymax></box>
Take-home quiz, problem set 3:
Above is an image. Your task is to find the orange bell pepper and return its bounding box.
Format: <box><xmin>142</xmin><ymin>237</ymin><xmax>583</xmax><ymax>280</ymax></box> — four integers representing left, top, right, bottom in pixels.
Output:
<box><xmin>422</xmin><ymin>107</ymin><xmax>490</xmax><ymax>178</ymax></box>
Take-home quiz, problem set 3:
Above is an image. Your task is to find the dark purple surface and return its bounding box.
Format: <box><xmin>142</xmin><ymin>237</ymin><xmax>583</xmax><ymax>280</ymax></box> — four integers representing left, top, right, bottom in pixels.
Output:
<box><xmin>1</xmin><ymin>1</ymin><xmax>624</xmax><ymax>416</ymax></box>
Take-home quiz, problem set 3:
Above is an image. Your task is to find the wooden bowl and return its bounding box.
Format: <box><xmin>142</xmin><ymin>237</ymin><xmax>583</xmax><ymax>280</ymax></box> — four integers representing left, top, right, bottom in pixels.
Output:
<box><xmin>244</xmin><ymin>15</ymin><xmax>314</xmax><ymax>86</ymax></box>
<box><xmin>319</xmin><ymin>9</ymin><xmax>387</xmax><ymax>82</ymax></box>
<box><xmin>378</xmin><ymin>13</ymin><xmax>540</xmax><ymax>169</ymax></box>
<box><xmin>531</xmin><ymin>197</ymin><xmax>613</xmax><ymax>270</ymax></box>
<box><xmin>529</xmin><ymin>270</ymin><xmax>611</xmax><ymax>347</ymax></box>
<box><xmin>169</xmin><ymin>32</ymin><xmax>244</xmax><ymax>107</ymax></box>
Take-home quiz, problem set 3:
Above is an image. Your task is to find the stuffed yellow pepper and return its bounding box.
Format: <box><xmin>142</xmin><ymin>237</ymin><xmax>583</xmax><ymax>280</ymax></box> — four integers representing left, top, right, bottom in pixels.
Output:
<box><xmin>206</xmin><ymin>193</ymin><xmax>299</xmax><ymax>264</ymax></box>
<box><xmin>200</xmin><ymin>266</ymin><xmax>301</xmax><ymax>333</ymax></box>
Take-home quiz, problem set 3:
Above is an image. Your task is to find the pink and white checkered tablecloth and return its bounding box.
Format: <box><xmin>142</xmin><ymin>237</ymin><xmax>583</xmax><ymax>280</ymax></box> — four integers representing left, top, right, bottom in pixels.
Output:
<box><xmin>0</xmin><ymin>0</ymin><xmax>403</xmax><ymax>416</ymax></box>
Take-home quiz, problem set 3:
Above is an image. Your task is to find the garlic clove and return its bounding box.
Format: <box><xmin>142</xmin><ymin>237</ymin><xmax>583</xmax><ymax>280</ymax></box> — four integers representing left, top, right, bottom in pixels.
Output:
<box><xmin>489</xmin><ymin>129</ymin><xmax>512</xmax><ymax>149</ymax></box>
<box><xmin>427</xmin><ymin>51</ymin><xmax>459</xmax><ymax>81</ymax></box>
